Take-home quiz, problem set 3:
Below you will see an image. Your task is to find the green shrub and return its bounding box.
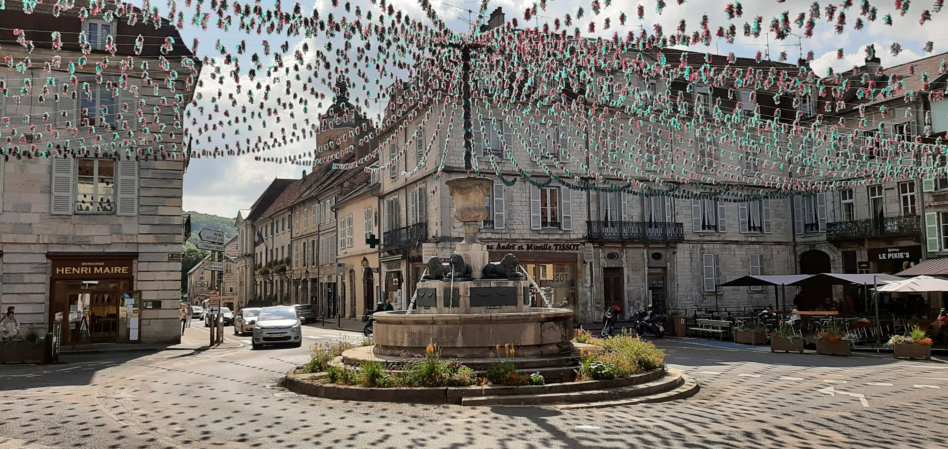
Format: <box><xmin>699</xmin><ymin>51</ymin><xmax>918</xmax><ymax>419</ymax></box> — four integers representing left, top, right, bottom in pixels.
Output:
<box><xmin>775</xmin><ymin>324</ymin><xmax>798</xmax><ymax>339</ymax></box>
<box><xmin>573</xmin><ymin>327</ymin><xmax>591</xmax><ymax>344</ymax></box>
<box><xmin>910</xmin><ymin>325</ymin><xmax>927</xmax><ymax>342</ymax></box>
<box><xmin>24</xmin><ymin>329</ymin><xmax>41</xmax><ymax>343</ymax></box>
<box><xmin>485</xmin><ymin>359</ymin><xmax>521</xmax><ymax>385</ymax></box>
<box><xmin>325</xmin><ymin>365</ymin><xmax>356</xmax><ymax>384</ymax></box>
<box><xmin>359</xmin><ymin>361</ymin><xmax>387</xmax><ymax>387</ymax></box>
<box><xmin>737</xmin><ymin>320</ymin><xmax>764</xmax><ymax>332</ymax></box>
<box><xmin>582</xmin><ymin>360</ymin><xmax>617</xmax><ymax>380</ymax></box>
<box><xmin>528</xmin><ymin>372</ymin><xmax>545</xmax><ymax>385</ymax></box>
<box><xmin>579</xmin><ymin>335</ymin><xmax>666</xmax><ymax>380</ymax></box>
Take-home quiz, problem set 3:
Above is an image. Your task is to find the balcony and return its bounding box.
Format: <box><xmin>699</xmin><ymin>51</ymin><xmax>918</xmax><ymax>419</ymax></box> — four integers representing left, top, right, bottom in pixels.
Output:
<box><xmin>586</xmin><ymin>221</ymin><xmax>684</xmax><ymax>243</ymax></box>
<box><xmin>383</xmin><ymin>222</ymin><xmax>428</xmax><ymax>251</ymax></box>
<box><xmin>826</xmin><ymin>215</ymin><xmax>921</xmax><ymax>242</ymax></box>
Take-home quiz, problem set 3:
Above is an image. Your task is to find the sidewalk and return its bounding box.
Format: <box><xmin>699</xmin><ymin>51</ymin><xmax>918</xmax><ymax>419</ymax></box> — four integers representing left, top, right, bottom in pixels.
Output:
<box><xmin>60</xmin><ymin>325</ymin><xmax>241</xmax><ymax>354</ymax></box>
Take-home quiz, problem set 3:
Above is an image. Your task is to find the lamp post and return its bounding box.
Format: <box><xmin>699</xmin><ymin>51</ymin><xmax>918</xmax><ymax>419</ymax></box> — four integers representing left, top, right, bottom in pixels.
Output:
<box><xmin>304</xmin><ymin>268</ymin><xmax>310</xmax><ymax>305</ymax></box>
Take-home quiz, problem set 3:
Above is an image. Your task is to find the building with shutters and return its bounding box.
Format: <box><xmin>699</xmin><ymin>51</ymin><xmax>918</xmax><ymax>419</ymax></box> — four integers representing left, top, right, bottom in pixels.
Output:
<box><xmin>0</xmin><ymin>1</ymin><xmax>199</xmax><ymax>344</ymax></box>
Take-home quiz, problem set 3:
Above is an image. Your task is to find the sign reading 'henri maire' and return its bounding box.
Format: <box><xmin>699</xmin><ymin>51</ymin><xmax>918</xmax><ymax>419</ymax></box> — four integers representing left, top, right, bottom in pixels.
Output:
<box><xmin>52</xmin><ymin>259</ymin><xmax>133</xmax><ymax>278</ymax></box>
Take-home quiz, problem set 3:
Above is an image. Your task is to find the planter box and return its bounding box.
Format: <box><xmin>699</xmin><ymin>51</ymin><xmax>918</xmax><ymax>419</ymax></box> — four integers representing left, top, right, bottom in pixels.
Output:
<box><xmin>734</xmin><ymin>330</ymin><xmax>768</xmax><ymax>345</ymax></box>
<box><xmin>816</xmin><ymin>339</ymin><xmax>851</xmax><ymax>356</ymax></box>
<box><xmin>893</xmin><ymin>343</ymin><xmax>931</xmax><ymax>360</ymax></box>
<box><xmin>1</xmin><ymin>341</ymin><xmax>46</xmax><ymax>364</ymax></box>
<box><xmin>770</xmin><ymin>336</ymin><xmax>804</xmax><ymax>353</ymax></box>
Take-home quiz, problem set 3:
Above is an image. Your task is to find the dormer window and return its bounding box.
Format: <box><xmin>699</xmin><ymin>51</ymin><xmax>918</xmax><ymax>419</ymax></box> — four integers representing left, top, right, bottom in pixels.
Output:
<box><xmin>739</xmin><ymin>90</ymin><xmax>756</xmax><ymax>112</ymax></box>
<box><xmin>86</xmin><ymin>20</ymin><xmax>114</xmax><ymax>51</ymax></box>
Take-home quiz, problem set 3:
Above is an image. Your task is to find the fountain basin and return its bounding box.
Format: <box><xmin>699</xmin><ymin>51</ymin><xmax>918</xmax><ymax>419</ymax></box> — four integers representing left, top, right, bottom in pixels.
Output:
<box><xmin>372</xmin><ymin>308</ymin><xmax>574</xmax><ymax>358</ymax></box>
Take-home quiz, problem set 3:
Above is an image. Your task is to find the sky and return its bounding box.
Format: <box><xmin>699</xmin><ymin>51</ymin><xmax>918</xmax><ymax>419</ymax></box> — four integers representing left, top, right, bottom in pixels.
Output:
<box><xmin>178</xmin><ymin>0</ymin><xmax>946</xmax><ymax>218</ymax></box>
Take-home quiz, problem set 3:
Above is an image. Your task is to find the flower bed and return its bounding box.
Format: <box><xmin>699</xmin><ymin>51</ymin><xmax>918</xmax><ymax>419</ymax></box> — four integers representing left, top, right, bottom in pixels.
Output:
<box><xmin>887</xmin><ymin>327</ymin><xmax>933</xmax><ymax>360</ymax></box>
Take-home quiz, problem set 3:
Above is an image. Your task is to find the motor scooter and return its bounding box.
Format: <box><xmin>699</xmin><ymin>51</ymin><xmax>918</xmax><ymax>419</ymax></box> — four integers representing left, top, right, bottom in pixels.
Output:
<box><xmin>632</xmin><ymin>307</ymin><xmax>664</xmax><ymax>338</ymax></box>
<box><xmin>601</xmin><ymin>305</ymin><xmax>622</xmax><ymax>337</ymax></box>
<box><xmin>362</xmin><ymin>310</ymin><xmax>376</xmax><ymax>337</ymax></box>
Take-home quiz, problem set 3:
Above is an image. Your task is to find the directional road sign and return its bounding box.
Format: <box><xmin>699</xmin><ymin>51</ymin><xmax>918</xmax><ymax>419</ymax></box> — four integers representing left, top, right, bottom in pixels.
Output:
<box><xmin>196</xmin><ymin>241</ymin><xmax>226</xmax><ymax>252</ymax></box>
<box><xmin>199</xmin><ymin>229</ymin><xmax>227</xmax><ymax>244</ymax></box>
<box><xmin>209</xmin><ymin>262</ymin><xmax>224</xmax><ymax>271</ymax></box>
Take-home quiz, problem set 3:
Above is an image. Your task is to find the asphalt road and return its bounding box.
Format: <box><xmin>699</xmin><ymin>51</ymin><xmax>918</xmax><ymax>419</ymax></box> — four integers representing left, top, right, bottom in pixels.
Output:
<box><xmin>1</xmin><ymin>326</ymin><xmax>946</xmax><ymax>449</ymax></box>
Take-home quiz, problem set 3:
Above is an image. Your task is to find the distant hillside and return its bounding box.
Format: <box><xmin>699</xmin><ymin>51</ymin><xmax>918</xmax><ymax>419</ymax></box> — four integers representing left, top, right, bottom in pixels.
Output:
<box><xmin>184</xmin><ymin>211</ymin><xmax>238</xmax><ymax>249</ymax></box>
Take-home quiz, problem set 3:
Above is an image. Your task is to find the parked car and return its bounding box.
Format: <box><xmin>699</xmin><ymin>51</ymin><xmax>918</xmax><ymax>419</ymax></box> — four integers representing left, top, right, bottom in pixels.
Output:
<box><xmin>204</xmin><ymin>307</ymin><xmax>235</xmax><ymax>326</ymax></box>
<box><xmin>252</xmin><ymin>306</ymin><xmax>302</xmax><ymax>349</ymax></box>
<box><xmin>293</xmin><ymin>304</ymin><xmax>317</xmax><ymax>323</ymax></box>
<box><xmin>191</xmin><ymin>306</ymin><xmax>204</xmax><ymax>319</ymax></box>
<box><xmin>234</xmin><ymin>308</ymin><xmax>261</xmax><ymax>336</ymax></box>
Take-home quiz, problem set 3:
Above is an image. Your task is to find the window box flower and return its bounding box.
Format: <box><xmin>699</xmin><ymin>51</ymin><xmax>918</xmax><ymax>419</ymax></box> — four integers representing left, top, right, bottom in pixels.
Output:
<box><xmin>887</xmin><ymin>327</ymin><xmax>933</xmax><ymax>360</ymax></box>
<box><xmin>816</xmin><ymin>328</ymin><xmax>852</xmax><ymax>356</ymax></box>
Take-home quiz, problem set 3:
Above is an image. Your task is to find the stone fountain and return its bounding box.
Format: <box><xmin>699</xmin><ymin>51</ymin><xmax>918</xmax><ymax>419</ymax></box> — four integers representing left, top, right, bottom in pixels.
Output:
<box><xmin>370</xmin><ymin>177</ymin><xmax>574</xmax><ymax>359</ymax></box>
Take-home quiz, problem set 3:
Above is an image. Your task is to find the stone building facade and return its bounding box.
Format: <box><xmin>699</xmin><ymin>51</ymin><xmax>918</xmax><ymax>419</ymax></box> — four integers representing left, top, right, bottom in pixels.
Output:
<box><xmin>0</xmin><ymin>3</ymin><xmax>197</xmax><ymax>344</ymax></box>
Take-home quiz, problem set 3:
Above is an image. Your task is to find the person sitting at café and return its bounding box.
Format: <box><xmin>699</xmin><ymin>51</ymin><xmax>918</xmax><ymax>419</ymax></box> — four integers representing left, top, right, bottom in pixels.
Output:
<box><xmin>786</xmin><ymin>308</ymin><xmax>801</xmax><ymax>328</ymax></box>
<box><xmin>0</xmin><ymin>306</ymin><xmax>20</xmax><ymax>339</ymax></box>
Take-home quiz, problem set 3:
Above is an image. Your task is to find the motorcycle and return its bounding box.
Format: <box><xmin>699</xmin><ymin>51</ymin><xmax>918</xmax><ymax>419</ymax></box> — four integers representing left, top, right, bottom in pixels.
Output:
<box><xmin>632</xmin><ymin>308</ymin><xmax>664</xmax><ymax>338</ymax></box>
<box><xmin>362</xmin><ymin>310</ymin><xmax>376</xmax><ymax>337</ymax></box>
<box><xmin>757</xmin><ymin>310</ymin><xmax>779</xmax><ymax>333</ymax></box>
<box><xmin>601</xmin><ymin>305</ymin><xmax>622</xmax><ymax>337</ymax></box>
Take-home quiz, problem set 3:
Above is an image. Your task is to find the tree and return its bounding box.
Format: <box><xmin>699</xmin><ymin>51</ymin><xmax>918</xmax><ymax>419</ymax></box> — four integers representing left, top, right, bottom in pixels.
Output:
<box><xmin>181</xmin><ymin>247</ymin><xmax>209</xmax><ymax>292</ymax></box>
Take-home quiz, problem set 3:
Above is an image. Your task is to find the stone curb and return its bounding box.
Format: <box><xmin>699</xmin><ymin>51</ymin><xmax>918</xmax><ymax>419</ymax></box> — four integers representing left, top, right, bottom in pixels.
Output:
<box><xmin>283</xmin><ymin>367</ymin><xmax>687</xmax><ymax>406</ymax></box>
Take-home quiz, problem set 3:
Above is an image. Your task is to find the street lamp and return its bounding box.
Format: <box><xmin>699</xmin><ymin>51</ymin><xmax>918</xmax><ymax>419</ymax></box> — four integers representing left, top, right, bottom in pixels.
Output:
<box><xmin>361</xmin><ymin>256</ymin><xmax>369</xmax><ymax>269</ymax></box>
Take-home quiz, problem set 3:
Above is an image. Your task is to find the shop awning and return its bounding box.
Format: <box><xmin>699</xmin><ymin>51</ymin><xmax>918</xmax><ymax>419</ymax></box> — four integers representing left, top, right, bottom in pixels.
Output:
<box><xmin>719</xmin><ymin>274</ymin><xmax>811</xmax><ymax>287</ymax></box>
<box><xmin>877</xmin><ymin>275</ymin><xmax>948</xmax><ymax>292</ymax></box>
<box><xmin>896</xmin><ymin>258</ymin><xmax>948</xmax><ymax>276</ymax></box>
<box><xmin>790</xmin><ymin>273</ymin><xmax>904</xmax><ymax>286</ymax></box>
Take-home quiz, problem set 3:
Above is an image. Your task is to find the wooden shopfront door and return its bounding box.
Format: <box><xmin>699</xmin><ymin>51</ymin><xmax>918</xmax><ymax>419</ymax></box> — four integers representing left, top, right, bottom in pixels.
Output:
<box><xmin>603</xmin><ymin>267</ymin><xmax>624</xmax><ymax>309</ymax></box>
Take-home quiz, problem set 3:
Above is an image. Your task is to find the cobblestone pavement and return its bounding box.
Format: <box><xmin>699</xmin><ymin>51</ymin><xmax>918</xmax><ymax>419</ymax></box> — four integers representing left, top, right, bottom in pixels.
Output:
<box><xmin>1</xmin><ymin>331</ymin><xmax>946</xmax><ymax>449</ymax></box>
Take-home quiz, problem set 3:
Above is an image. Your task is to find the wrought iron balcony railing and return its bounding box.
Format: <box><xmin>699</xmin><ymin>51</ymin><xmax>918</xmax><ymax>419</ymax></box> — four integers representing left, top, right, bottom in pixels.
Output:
<box><xmin>586</xmin><ymin>221</ymin><xmax>684</xmax><ymax>243</ymax></box>
<box><xmin>826</xmin><ymin>215</ymin><xmax>921</xmax><ymax>242</ymax></box>
<box><xmin>382</xmin><ymin>222</ymin><xmax>428</xmax><ymax>251</ymax></box>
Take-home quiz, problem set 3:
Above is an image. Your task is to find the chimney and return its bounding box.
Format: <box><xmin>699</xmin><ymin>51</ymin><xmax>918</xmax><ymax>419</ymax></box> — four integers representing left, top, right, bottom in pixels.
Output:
<box><xmin>481</xmin><ymin>7</ymin><xmax>505</xmax><ymax>32</ymax></box>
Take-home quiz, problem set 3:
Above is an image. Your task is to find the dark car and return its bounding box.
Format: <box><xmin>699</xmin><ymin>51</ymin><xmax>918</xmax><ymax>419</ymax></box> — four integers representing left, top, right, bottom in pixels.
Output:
<box><xmin>293</xmin><ymin>304</ymin><xmax>316</xmax><ymax>324</ymax></box>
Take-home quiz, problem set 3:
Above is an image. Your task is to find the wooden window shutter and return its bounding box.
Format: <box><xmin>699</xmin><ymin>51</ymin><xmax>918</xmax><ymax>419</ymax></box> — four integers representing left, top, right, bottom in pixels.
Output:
<box><xmin>493</xmin><ymin>182</ymin><xmax>506</xmax><ymax>229</ymax></box>
<box><xmin>50</xmin><ymin>158</ymin><xmax>75</xmax><ymax>215</ymax></box>
<box><xmin>702</xmin><ymin>254</ymin><xmax>716</xmax><ymax>292</ymax></box>
<box><xmin>530</xmin><ymin>185</ymin><xmax>541</xmax><ymax>230</ymax></box>
<box><xmin>926</xmin><ymin>212</ymin><xmax>940</xmax><ymax>252</ymax></box>
<box><xmin>717</xmin><ymin>200</ymin><xmax>727</xmax><ymax>232</ymax></box>
<box><xmin>793</xmin><ymin>196</ymin><xmax>804</xmax><ymax>234</ymax></box>
<box><xmin>816</xmin><ymin>193</ymin><xmax>827</xmax><ymax>232</ymax></box>
<box><xmin>738</xmin><ymin>201</ymin><xmax>749</xmax><ymax>233</ymax></box>
<box><xmin>923</xmin><ymin>178</ymin><xmax>935</xmax><ymax>192</ymax></box>
<box><xmin>115</xmin><ymin>160</ymin><xmax>138</xmax><ymax>216</ymax></box>
<box><xmin>692</xmin><ymin>199</ymin><xmax>702</xmax><ymax>232</ymax></box>
<box><xmin>560</xmin><ymin>187</ymin><xmax>572</xmax><ymax>230</ymax></box>
<box><xmin>763</xmin><ymin>199</ymin><xmax>772</xmax><ymax>233</ymax></box>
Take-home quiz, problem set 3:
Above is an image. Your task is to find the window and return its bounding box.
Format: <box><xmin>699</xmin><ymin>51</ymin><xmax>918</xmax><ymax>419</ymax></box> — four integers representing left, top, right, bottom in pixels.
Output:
<box><xmin>483</xmin><ymin>182</ymin><xmax>506</xmax><ymax>230</ymax></box>
<box><xmin>537</xmin><ymin>125</ymin><xmax>567</xmax><ymax>162</ymax></box>
<box><xmin>385</xmin><ymin>197</ymin><xmax>401</xmax><ymax>232</ymax></box>
<box><xmin>893</xmin><ymin>122</ymin><xmax>914</xmax><ymax>142</ymax></box>
<box><xmin>313</xmin><ymin>202</ymin><xmax>319</xmax><ymax>224</ymax></box>
<box><xmin>739</xmin><ymin>200</ymin><xmax>770</xmax><ymax>233</ymax></box>
<box><xmin>530</xmin><ymin>185</ymin><xmax>571</xmax><ymax>230</ymax></box>
<box><xmin>692</xmin><ymin>199</ymin><xmax>725</xmax><ymax>233</ymax></box>
<box><xmin>409</xmin><ymin>184</ymin><xmax>427</xmax><ymax>225</ymax></box>
<box><xmin>868</xmin><ymin>185</ymin><xmax>884</xmax><ymax>220</ymax></box>
<box><xmin>364</xmin><ymin>207</ymin><xmax>374</xmax><ymax>239</ymax></box>
<box><xmin>697</xmin><ymin>134</ymin><xmax>717</xmax><ymax>172</ymax></box>
<box><xmin>415</xmin><ymin>128</ymin><xmax>425</xmax><ymax>161</ymax></box>
<box><xmin>739</xmin><ymin>89</ymin><xmax>756</xmax><ymax>112</ymax></box>
<box><xmin>644</xmin><ymin>195</ymin><xmax>672</xmax><ymax>223</ymax></box>
<box><xmin>899</xmin><ymin>182</ymin><xmax>916</xmax><ymax>216</ymax></box>
<box><xmin>694</xmin><ymin>86</ymin><xmax>711</xmax><ymax>117</ymax></box>
<box><xmin>302</xmin><ymin>241</ymin><xmax>308</xmax><ymax>266</ymax></box>
<box><xmin>941</xmin><ymin>212</ymin><xmax>948</xmax><ymax>252</ymax></box>
<box><xmin>793</xmin><ymin>193</ymin><xmax>826</xmax><ymax>233</ymax></box>
<box><xmin>339</xmin><ymin>216</ymin><xmax>354</xmax><ymax>249</ymax></box>
<box><xmin>540</xmin><ymin>187</ymin><xmax>559</xmax><ymax>228</ymax></box>
<box><xmin>481</xmin><ymin>119</ymin><xmax>504</xmax><ymax>157</ymax></box>
<box><xmin>80</xmin><ymin>83</ymin><xmax>116</xmax><ymax>127</ymax></box>
<box><xmin>702</xmin><ymin>254</ymin><xmax>720</xmax><ymax>292</ymax></box>
<box><xmin>749</xmin><ymin>255</ymin><xmax>765</xmax><ymax>292</ymax></box>
<box><xmin>840</xmin><ymin>189</ymin><xmax>855</xmax><ymax>222</ymax></box>
<box><xmin>75</xmin><ymin>159</ymin><xmax>114</xmax><ymax>213</ymax></box>
<box><xmin>86</xmin><ymin>20</ymin><xmax>113</xmax><ymax>51</ymax></box>
<box><xmin>799</xmin><ymin>92</ymin><xmax>815</xmax><ymax>116</ymax></box>
<box><xmin>599</xmin><ymin>192</ymin><xmax>621</xmax><ymax>223</ymax></box>
<box><xmin>388</xmin><ymin>143</ymin><xmax>398</xmax><ymax>179</ymax></box>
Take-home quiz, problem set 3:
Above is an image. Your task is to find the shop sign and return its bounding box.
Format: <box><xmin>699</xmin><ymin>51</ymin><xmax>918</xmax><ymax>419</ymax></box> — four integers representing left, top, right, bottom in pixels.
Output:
<box><xmin>486</xmin><ymin>242</ymin><xmax>581</xmax><ymax>252</ymax></box>
<box><xmin>868</xmin><ymin>246</ymin><xmax>921</xmax><ymax>262</ymax></box>
<box><xmin>857</xmin><ymin>261</ymin><xmax>870</xmax><ymax>270</ymax></box>
<box><xmin>168</xmin><ymin>253</ymin><xmax>182</xmax><ymax>261</ymax></box>
<box><xmin>52</xmin><ymin>258</ymin><xmax>133</xmax><ymax>279</ymax></box>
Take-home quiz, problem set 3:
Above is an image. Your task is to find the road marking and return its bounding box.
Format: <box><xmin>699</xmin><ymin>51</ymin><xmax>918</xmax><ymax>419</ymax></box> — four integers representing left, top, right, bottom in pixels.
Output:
<box><xmin>696</xmin><ymin>371</ymin><xmax>721</xmax><ymax>375</ymax></box>
<box><xmin>738</xmin><ymin>374</ymin><xmax>762</xmax><ymax>378</ymax></box>
<box><xmin>574</xmin><ymin>425</ymin><xmax>601</xmax><ymax>431</ymax></box>
<box><xmin>865</xmin><ymin>382</ymin><xmax>893</xmax><ymax>386</ymax></box>
<box><xmin>822</xmin><ymin>380</ymin><xmax>847</xmax><ymax>384</ymax></box>
<box><xmin>274</xmin><ymin>392</ymin><xmax>298</xmax><ymax>398</ymax></box>
<box><xmin>913</xmin><ymin>384</ymin><xmax>941</xmax><ymax>389</ymax></box>
<box><xmin>779</xmin><ymin>376</ymin><xmax>804</xmax><ymax>381</ymax></box>
<box><xmin>818</xmin><ymin>385</ymin><xmax>869</xmax><ymax>407</ymax></box>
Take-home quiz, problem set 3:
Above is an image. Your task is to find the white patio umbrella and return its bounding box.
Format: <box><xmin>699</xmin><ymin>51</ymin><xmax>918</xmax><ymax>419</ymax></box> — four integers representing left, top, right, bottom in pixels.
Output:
<box><xmin>877</xmin><ymin>275</ymin><xmax>948</xmax><ymax>293</ymax></box>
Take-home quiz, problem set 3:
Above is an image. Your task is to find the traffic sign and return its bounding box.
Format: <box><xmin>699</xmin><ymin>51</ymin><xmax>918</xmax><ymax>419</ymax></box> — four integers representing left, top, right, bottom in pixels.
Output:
<box><xmin>199</xmin><ymin>228</ymin><xmax>227</xmax><ymax>244</ymax></box>
<box><xmin>196</xmin><ymin>241</ymin><xmax>225</xmax><ymax>252</ymax></box>
<box><xmin>209</xmin><ymin>261</ymin><xmax>224</xmax><ymax>271</ymax></box>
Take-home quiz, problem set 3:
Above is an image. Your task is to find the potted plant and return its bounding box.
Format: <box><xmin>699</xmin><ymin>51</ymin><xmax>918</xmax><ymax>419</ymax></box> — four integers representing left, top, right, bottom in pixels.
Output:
<box><xmin>734</xmin><ymin>320</ymin><xmax>768</xmax><ymax>345</ymax></box>
<box><xmin>815</xmin><ymin>326</ymin><xmax>852</xmax><ymax>356</ymax></box>
<box><xmin>770</xmin><ymin>324</ymin><xmax>804</xmax><ymax>354</ymax></box>
<box><xmin>887</xmin><ymin>326</ymin><xmax>933</xmax><ymax>360</ymax></box>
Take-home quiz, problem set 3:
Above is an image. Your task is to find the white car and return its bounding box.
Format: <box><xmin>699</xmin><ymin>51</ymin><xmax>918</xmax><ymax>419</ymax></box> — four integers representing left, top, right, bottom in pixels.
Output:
<box><xmin>252</xmin><ymin>306</ymin><xmax>302</xmax><ymax>349</ymax></box>
<box><xmin>234</xmin><ymin>308</ymin><xmax>261</xmax><ymax>336</ymax></box>
<box><xmin>191</xmin><ymin>306</ymin><xmax>204</xmax><ymax>319</ymax></box>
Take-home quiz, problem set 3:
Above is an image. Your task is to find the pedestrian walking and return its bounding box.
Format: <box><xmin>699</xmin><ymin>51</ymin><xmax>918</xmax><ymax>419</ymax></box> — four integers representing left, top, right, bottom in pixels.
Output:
<box><xmin>180</xmin><ymin>304</ymin><xmax>188</xmax><ymax>335</ymax></box>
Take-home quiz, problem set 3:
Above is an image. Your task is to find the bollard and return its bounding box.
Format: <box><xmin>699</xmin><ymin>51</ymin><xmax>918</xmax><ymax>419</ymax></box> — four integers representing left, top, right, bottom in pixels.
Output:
<box><xmin>216</xmin><ymin>313</ymin><xmax>224</xmax><ymax>345</ymax></box>
<box><xmin>209</xmin><ymin>313</ymin><xmax>216</xmax><ymax>346</ymax></box>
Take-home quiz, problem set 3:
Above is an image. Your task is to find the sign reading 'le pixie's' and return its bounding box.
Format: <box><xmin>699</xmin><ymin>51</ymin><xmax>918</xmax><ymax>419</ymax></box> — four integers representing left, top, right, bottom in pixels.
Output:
<box><xmin>52</xmin><ymin>259</ymin><xmax>134</xmax><ymax>279</ymax></box>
